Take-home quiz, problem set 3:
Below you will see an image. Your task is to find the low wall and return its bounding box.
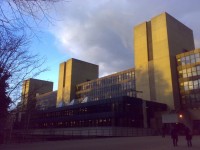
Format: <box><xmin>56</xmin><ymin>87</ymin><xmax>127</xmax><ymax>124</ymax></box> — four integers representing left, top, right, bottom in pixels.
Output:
<box><xmin>15</xmin><ymin>127</ymin><xmax>156</xmax><ymax>137</ymax></box>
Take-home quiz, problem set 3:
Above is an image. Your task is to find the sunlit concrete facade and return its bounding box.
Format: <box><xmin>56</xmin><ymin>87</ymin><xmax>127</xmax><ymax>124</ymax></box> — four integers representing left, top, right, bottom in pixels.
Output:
<box><xmin>56</xmin><ymin>58</ymin><xmax>99</xmax><ymax>107</ymax></box>
<box><xmin>134</xmin><ymin>12</ymin><xmax>195</xmax><ymax>110</ymax></box>
<box><xmin>21</xmin><ymin>78</ymin><xmax>53</xmax><ymax>110</ymax></box>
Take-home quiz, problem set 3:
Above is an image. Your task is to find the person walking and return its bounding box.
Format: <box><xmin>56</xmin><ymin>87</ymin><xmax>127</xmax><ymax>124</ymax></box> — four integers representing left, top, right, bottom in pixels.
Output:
<box><xmin>171</xmin><ymin>127</ymin><xmax>178</xmax><ymax>147</ymax></box>
<box><xmin>185</xmin><ymin>127</ymin><xmax>192</xmax><ymax>147</ymax></box>
<box><xmin>161</xmin><ymin>124</ymin><xmax>166</xmax><ymax>138</ymax></box>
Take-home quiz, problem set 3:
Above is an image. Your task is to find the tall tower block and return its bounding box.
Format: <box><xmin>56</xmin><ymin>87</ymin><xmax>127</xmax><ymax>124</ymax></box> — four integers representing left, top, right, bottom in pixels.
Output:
<box><xmin>134</xmin><ymin>12</ymin><xmax>195</xmax><ymax>110</ymax></box>
<box><xmin>22</xmin><ymin>78</ymin><xmax>53</xmax><ymax>110</ymax></box>
<box><xmin>57</xmin><ymin>58</ymin><xmax>99</xmax><ymax>107</ymax></box>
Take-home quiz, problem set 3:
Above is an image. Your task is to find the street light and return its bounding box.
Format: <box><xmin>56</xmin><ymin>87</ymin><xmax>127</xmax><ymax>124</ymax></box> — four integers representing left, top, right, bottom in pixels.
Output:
<box><xmin>179</xmin><ymin>114</ymin><xmax>183</xmax><ymax>119</ymax></box>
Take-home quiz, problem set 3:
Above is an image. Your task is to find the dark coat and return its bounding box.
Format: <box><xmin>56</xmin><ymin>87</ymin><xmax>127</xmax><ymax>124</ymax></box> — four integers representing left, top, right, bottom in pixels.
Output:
<box><xmin>171</xmin><ymin>128</ymin><xmax>178</xmax><ymax>139</ymax></box>
<box><xmin>185</xmin><ymin>128</ymin><xmax>192</xmax><ymax>140</ymax></box>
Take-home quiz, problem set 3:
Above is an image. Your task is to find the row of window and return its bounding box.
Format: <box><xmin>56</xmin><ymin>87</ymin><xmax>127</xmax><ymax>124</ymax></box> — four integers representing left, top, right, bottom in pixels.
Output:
<box><xmin>35</xmin><ymin>118</ymin><xmax>112</xmax><ymax>128</ymax></box>
<box><xmin>177</xmin><ymin>53</ymin><xmax>200</xmax><ymax>65</ymax></box>
<box><xmin>32</xmin><ymin>117</ymin><xmax>143</xmax><ymax>128</ymax></box>
<box><xmin>76</xmin><ymin>70</ymin><xmax>135</xmax><ymax>101</ymax></box>
<box><xmin>180</xmin><ymin>79</ymin><xmax>200</xmax><ymax>91</ymax></box>
<box><xmin>76</xmin><ymin>81</ymin><xmax>135</xmax><ymax>101</ymax></box>
<box><xmin>179</xmin><ymin>65</ymin><xmax>200</xmax><ymax>78</ymax></box>
<box><xmin>76</xmin><ymin>70</ymin><xmax>134</xmax><ymax>91</ymax></box>
<box><xmin>35</xmin><ymin>107</ymin><xmax>112</xmax><ymax>119</ymax></box>
<box><xmin>78</xmin><ymin>91</ymin><xmax>135</xmax><ymax>102</ymax></box>
<box><xmin>33</xmin><ymin>101</ymin><xmax>138</xmax><ymax>119</ymax></box>
<box><xmin>181</xmin><ymin>94</ymin><xmax>200</xmax><ymax>105</ymax></box>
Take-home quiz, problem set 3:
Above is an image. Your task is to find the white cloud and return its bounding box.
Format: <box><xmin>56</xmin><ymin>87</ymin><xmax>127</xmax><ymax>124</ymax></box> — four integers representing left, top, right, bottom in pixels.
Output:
<box><xmin>50</xmin><ymin>0</ymin><xmax>200</xmax><ymax>76</ymax></box>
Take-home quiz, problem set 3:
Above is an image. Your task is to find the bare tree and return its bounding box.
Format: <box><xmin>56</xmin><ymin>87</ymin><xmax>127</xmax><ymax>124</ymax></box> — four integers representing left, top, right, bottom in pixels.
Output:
<box><xmin>0</xmin><ymin>0</ymin><xmax>62</xmax><ymax>34</ymax></box>
<box><xmin>0</xmin><ymin>0</ymin><xmax>63</xmax><ymax>108</ymax></box>
<box><xmin>0</xmin><ymin>1</ymin><xmax>64</xmax><ymax>143</ymax></box>
<box><xmin>1</xmin><ymin>32</ymin><xmax>48</xmax><ymax>103</ymax></box>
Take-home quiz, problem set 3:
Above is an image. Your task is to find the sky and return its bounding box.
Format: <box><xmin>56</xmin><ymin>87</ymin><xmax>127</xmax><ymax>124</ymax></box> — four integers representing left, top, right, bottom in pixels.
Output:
<box><xmin>30</xmin><ymin>0</ymin><xmax>200</xmax><ymax>91</ymax></box>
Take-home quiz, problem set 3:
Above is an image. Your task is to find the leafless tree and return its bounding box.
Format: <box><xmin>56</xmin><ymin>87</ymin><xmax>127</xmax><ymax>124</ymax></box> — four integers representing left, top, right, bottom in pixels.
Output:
<box><xmin>0</xmin><ymin>0</ymin><xmax>64</xmax><ymax>106</ymax></box>
<box><xmin>0</xmin><ymin>0</ymin><xmax>64</xmax><ymax>143</ymax></box>
<box><xmin>0</xmin><ymin>0</ymin><xmax>62</xmax><ymax>34</ymax></box>
<box><xmin>1</xmin><ymin>32</ymin><xmax>47</xmax><ymax>102</ymax></box>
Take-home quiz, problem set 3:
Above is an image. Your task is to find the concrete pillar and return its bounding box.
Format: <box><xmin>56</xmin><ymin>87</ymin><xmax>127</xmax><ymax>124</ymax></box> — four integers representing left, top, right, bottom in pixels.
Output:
<box><xmin>143</xmin><ymin>101</ymin><xmax>148</xmax><ymax>128</ymax></box>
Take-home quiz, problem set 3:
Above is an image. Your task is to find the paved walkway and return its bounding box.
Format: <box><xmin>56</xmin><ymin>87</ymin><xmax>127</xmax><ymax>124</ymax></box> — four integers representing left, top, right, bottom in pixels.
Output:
<box><xmin>1</xmin><ymin>136</ymin><xmax>200</xmax><ymax>150</ymax></box>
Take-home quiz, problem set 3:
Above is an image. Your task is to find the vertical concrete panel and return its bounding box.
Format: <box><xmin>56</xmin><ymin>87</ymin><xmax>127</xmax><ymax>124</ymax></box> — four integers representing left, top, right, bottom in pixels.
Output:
<box><xmin>142</xmin><ymin>101</ymin><xmax>148</xmax><ymax>128</ymax></box>
<box><xmin>166</xmin><ymin>14</ymin><xmax>195</xmax><ymax>110</ymax></box>
<box><xmin>134</xmin><ymin>22</ymin><xmax>151</xmax><ymax>100</ymax></box>
<box><xmin>63</xmin><ymin>59</ymin><xmax>72</xmax><ymax>104</ymax></box>
<box><xmin>151</xmin><ymin>13</ymin><xmax>174</xmax><ymax>109</ymax></box>
<box><xmin>57</xmin><ymin>62</ymin><xmax>65</xmax><ymax>106</ymax></box>
<box><xmin>149</xmin><ymin>13</ymin><xmax>195</xmax><ymax>110</ymax></box>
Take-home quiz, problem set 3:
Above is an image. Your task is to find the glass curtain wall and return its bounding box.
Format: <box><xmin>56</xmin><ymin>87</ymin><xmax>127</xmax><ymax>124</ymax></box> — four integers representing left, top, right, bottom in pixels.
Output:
<box><xmin>176</xmin><ymin>49</ymin><xmax>200</xmax><ymax>108</ymax></box>
<box><xmin>76</xmin><ymin>68</ymin><xmax>135</xmax><ymax>102</ymax></box>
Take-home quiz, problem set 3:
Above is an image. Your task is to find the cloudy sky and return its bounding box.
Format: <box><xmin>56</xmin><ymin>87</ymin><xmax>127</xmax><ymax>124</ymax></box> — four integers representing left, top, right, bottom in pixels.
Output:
<box><xmin>32</xmin><ymin>0</ymin><xmax>200</xmax><ymax>90</ymax></box>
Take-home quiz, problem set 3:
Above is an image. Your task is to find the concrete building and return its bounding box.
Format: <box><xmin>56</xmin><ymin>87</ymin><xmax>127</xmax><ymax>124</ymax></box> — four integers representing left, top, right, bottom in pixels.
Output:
<box><xmin>16</xmin><ymin>12</ymin><xmax>200</xmax><ymax>134</ymax></box>
<box><xmin>76</xmin><ymin>68</ymin><xmax>135</xmax><ymax>102</ymax></box>
<box><xmin>176</xmin><ymin>49</ymin><xmax>200</xmax><ymax>131</ymax></box>
<box><xmin>134</xmin><ymin>12</ymin><xmax>195</xmax><ymax>110</ymax></box>
<box><xmin>21</xmin><ymin>78</ymin><xmax>53</xmax><ymax>111</ymax></box>
<box><xmin>36</xmin><ymin>91</ymin><xmax>57</xmax><ymax>110</ymax></box>
<box><xmin>176</xmin><ymin>49</ymin><xmax>200</xmax><ymax>108</ymax></box>
<box><xmin>56</xmin><ymin>58</ymin><xmax>99</xmax><ymax>107</ymax></box>
<box><xmin>29</xmin><ymin>96</ymin><xmax>166</xmax><ymax>130</ymax></box>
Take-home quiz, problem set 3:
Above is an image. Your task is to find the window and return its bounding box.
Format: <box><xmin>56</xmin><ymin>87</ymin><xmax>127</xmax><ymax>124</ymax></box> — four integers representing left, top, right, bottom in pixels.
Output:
<box><xmin>187</xmin><ymin>72</ymin><xmax>192</xmax><ymax>77</ymax></box>
<box><xmin>187</xmin><ymin>68</ymin><xmax>192</xmax><ymax>72</ymax></box>
<box><xmin>181</xmin><ymin>57</ymin><xmax>186</xmax><ymax>65</ymax></box>
<box><xmin>192</xmin><ymin>71</ymin><xmax>197</xmax><ymax>76</ymax></box>
<box><xmin>190</xmin><ymin>54</ymin><xmax>195</xmax><ymax>59</ymax></box>
<box><xmin>189</xmin><ymin>81</ymin><xmax>193</xmax><ymax>90</ymax></box>
<box><xmin>195</xmin><ymin>53</ymin><xmax>200</xmax><ymax>58</ymax></box>
<box><xmin>197</xmin><ymin>66</ymin><xmax>200</xmax><ymax>71</ymax></box>
<box><xmin>184</xmin><ymin>81</ymin><xmax>189</xmax><ymax>91</ymax></box>
<box><xmin>196</xmin><ymin>57</ymin><xmax>200</xmax><ymax>62</ymax></box>
<box><xmin>185</xmin><ymin>56</ymin><xmax>190</xmax><ymax>64</ymax></box>
<box><xmin>194</xmin><ymin>82</ymin><xmax>199</xmax><ymax>89</ymax></box>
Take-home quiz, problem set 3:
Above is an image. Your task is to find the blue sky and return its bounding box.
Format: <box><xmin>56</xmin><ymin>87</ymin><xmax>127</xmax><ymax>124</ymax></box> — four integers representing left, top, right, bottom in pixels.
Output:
<box><xmin>30</xmin><ymin>31</ymin><xmax>68</xmax><ymax>90</ymax></box>
<box><xmin>28</xmin><ymin>0</ymin><xmax>200</xmax><ymax>91</ymax></box>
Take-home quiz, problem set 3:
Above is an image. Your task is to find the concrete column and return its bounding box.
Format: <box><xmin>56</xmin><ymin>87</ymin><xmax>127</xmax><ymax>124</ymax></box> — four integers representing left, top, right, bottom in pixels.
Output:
<box><xmin>143</xmin><ymin>101</ymin><xmax>148</xmax><ymax>128</ymax></box>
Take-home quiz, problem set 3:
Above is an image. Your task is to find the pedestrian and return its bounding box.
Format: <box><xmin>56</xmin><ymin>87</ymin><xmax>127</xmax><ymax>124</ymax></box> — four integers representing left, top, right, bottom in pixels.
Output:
<box><xmin>171</xmin><ymin>127</ymin><xmax>178</xmax><ymax>147</ymax></box>
<box><xmin>185</xmin><ymin>127</ymin><xmax>192</xmax><ymax>147</ymax></box>
<box><xmin>161</xmin><ymin>124</ymin><xmax>166</xmax><ymax>138</ymax></box>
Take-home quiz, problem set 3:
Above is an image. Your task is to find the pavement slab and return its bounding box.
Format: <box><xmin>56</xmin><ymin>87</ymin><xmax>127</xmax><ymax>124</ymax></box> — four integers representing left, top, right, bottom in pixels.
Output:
<box><xmin>0</xmin><ymin>136</ymin><xmax>200</xmax><ymax>150</ymax></box>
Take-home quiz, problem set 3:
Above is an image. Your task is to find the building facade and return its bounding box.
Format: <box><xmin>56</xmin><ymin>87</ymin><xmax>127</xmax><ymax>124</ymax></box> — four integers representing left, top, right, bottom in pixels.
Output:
<box><xmin>134</xmin><ymin>12</ymin><xmax>195</xmax><ymax>110</ymax></box>
<box><xmin>17</xmin><ymin>12</ymin><xmax>200</xmax><ymax>133</ymax></box>
<box><xmin>23</xmin><ymin>96</ymin><xmax>166</xmax><ymax>129</ymax></box>
<box><xmin>36</xmin><ymin>91</ymin><xmax>57</xmax><ymax>110</ymax></box>
<box><xmin>176</xmin><ymin>49</ymin><xmax>200</xmax><ymax>131</ymax></box>
<box><xmin>177</xmin><ymin>49</ymin><xmax>200</xmax><ymax>108</ymax></box>
<box><xmin>21</xmin><ymin>78</ymin><xmax>53</xmax><ymax>111</ymax></box>
<box><xmin>75</xmin><ymin>68</ymin><xmax>136</xmax><ymax>102</ymax></box>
